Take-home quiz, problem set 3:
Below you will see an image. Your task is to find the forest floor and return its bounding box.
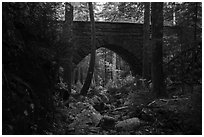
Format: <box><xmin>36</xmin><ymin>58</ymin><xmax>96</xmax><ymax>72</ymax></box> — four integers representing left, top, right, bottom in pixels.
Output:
<box><xmin>50</xmin><ymin>82</ymin><xmax>202</xmax><ymax>135</ymax></box>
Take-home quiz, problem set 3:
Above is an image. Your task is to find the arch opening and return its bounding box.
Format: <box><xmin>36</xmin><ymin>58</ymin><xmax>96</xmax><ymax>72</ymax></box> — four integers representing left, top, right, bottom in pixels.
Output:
<box><xmin>101</xmin><ymin>44</ymin><xmax>142</xmax><ymax>76</ymax></box>
<box><xmin>73</xmin><ymin>43</ymin><xmax>142</xmax><ymax>76</ymax></box>
<box><xmin>72</xmin><ymin>47</ymin><xmax>136</xmax><ymax>91</ymax></box>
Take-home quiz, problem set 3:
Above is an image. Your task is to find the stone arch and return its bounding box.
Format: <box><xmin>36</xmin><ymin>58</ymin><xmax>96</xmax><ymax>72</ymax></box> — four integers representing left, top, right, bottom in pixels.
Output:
<box><xmin>62</xmin><ymin>21</ymin><xmax>181</xmax><ymax>78</ymax></box>
<box><xmin>71</xmin><ymin>21</ymin><xmax>145</xmax><ymax>76</ymax></box>
<box><xmin>102</xmin><ymin>44</ymin><xmax>142</xmax><ymax>76</ymax></box>
<box><xmin>72</xmin><ymin>42</ymin><xmax>142</xmax><ymax>76</ymax></box>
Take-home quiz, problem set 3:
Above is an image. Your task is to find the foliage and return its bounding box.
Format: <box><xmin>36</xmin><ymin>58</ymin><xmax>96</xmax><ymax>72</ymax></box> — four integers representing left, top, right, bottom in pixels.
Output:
<box><xmin>74</xmin><ymin>2</ymin><xmax>89</xmax><ymax>21</ymax></box>
<box><xmin>75</xmin><ymin>47</ymin><xmax>133</xmax><ymax>90</ymax></box>
<box><xmin>2</xmin><ymin>2</ymin><xmax>202</xmax><ymax>135</ymax></box>
<box><xmin>97</xmin><ymin>2</ymin><xmax>143</xmax><ymax>23</ymax></box>
<box><xmin>2</xmin><ymin>2</ymin><xmax>62</xmax><ymax>134</ymax></box>
<box><xmin>163</xmin><ymin>2</ymin><xmax>201</xmax><ymax>93</ymax></box>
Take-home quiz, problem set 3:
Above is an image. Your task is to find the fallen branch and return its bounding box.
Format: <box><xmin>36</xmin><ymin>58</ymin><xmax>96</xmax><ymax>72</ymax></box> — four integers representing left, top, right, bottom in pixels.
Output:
<box><xmin>114</xmin><ymin>106</ymin><xmax>129</xmax><ymax>111</ymax></box>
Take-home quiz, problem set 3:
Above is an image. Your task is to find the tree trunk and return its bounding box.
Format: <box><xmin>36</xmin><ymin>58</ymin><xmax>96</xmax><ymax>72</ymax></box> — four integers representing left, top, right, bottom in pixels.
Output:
<box><xmin>151</xmin><ymin>2</ymin><xmax>166</xmax><ymax>97</ymax></box>
<box><xmin>142</xmin><ymin>2</ymin><xmax>150</xmax><ymax>79</ymax></box>
<box><xmin>109</xmin><ymin>51</ymin><xmax>113</xmax><ymax>81</ymax></box>
<box><xmin>62</xmin><ymin>3</ymin><xmax>73</xmax><ymax>101</ymax></box>
<box><xmin>112</xmin><ymin>52</ymin><xmax>117</xmax><ymax>86</ymax></box>
<box><xmin>104</xmin><ymin>48</ymin><xmax>107</xmax><ymax>87</ymax></box>
<box><xmin>80</xmin><ymin>2</ymin><xmax>96</xmax><ymax>96</ymax></box>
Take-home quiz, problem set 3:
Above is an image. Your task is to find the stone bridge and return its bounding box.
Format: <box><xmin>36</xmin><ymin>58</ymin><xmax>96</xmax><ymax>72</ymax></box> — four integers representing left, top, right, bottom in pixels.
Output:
<box><xmin>70</xmin><ymin>21</ymin><xmax>178</xmax><ymax>75</ymax></box>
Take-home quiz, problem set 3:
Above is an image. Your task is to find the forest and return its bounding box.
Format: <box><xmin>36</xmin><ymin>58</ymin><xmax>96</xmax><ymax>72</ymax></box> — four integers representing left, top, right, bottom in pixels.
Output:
<box><xmin>2</xmin><ymin>2</ymin><xmax>202</xmax><ymax>135</ymax></box>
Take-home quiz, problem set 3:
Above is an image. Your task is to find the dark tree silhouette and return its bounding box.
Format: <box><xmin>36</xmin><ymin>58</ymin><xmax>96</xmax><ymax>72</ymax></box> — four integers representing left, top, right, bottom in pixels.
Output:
<box><xmin>80</xmin><ymin>2</ymin><xmax>96</xmax><ymax>95</ymax></box>
<box><xmin>151</xmin><ymin>2</ymin><xmax>166</xmax><ymax>97</ymax></box>
<box><xmin>62</xmin><ymin>3</ymin><xmax>74</xmax><ymax>101</ymax></box>
<box><xmin>142</xmin><ymin>2</ymin><xmax>150</xmax><ymax>79</ymax></box>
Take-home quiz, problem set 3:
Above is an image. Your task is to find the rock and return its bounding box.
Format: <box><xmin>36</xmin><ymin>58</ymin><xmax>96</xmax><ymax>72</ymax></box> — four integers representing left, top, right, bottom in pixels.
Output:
<box><xmin>89</xmin><ymin>95</ymin><xmax>110</xmax><ymax>112</ymax></box>
<box><xmin>68</xmin><ymin>102</ymin><xmax>102</xmax><ymax>133</ymax></box>
<box><xmin>95</xmin><ymin>86</ymin><xmax>104</xmax><ymax>91</ymax></box>
<box><xmin>89</xmin><ymin>95</ymin><xmax>104</xmax><ymax>112</ymax></box>
<box><xmin>88</xmin><ymin>127</ymin><xmax>100</xmax><ymax>134</ymax></box>
<box><xmin>124</xmin><ymin>100</ymin><xmax>130</xmax><ymax>105</ymax></box>
<box><xmin>115</xmin><ymin>117</ymin><xmax>141</xmax><ymax>131</ymax></box>
<box><xmin>89</xmin><ymin>95</ymin><xmax>101</xmax><ymax>105</ymax></box>
<box><xmin>71</xmin><ymin>89</ymin><xmax>77</xmax><ymax>94</ymax></box>
<box><xmin>98</xmin><ymin>115</ymin><xmax>116</xmax><ymax>130</ymax></box>
<box><xmin>98</xmin><ymin>92</ymin><xmax>109</xmax><ymax>103</ymax></box>
<box><xmin>93</xmin><ymin>102</ymin><xmax>105</xmax><ymax>112</ymax></box>
<box><xmin>140</xmin><ymin>108</ymin><xmax>155</xmax><ymax>122</ymax></box>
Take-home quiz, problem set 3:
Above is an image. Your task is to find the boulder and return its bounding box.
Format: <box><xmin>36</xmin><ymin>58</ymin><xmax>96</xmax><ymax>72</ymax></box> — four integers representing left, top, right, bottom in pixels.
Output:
<box><xmin>68</xmin><ymin>102</ymin><xmax>102</xmax><ymax>133</ymax></box>
<box><xmin>115</xmin><ymin>117</ymin><xmax>141</xmax><ymax>131</ymax></box>
<box><xmin>89</xmin><ymin>95</ymin><xmax>110</xmax><ymax>112</ymax></box>
<box><xmin>89</xmin><ymin>95</ymin><xmax>104</xmax><ymax>112</ymax></box>
<box><xmin>98</xmin><ymin>115</ymin><xmax>116</xmax><ymax>130</ymax></box>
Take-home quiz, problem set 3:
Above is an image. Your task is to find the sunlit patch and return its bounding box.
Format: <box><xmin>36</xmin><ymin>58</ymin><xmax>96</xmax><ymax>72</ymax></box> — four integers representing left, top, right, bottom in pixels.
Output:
<box><xmin>72</xmin><ymin>47</ymin><xmax>134</xmax><ymax>91</ymax></box>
